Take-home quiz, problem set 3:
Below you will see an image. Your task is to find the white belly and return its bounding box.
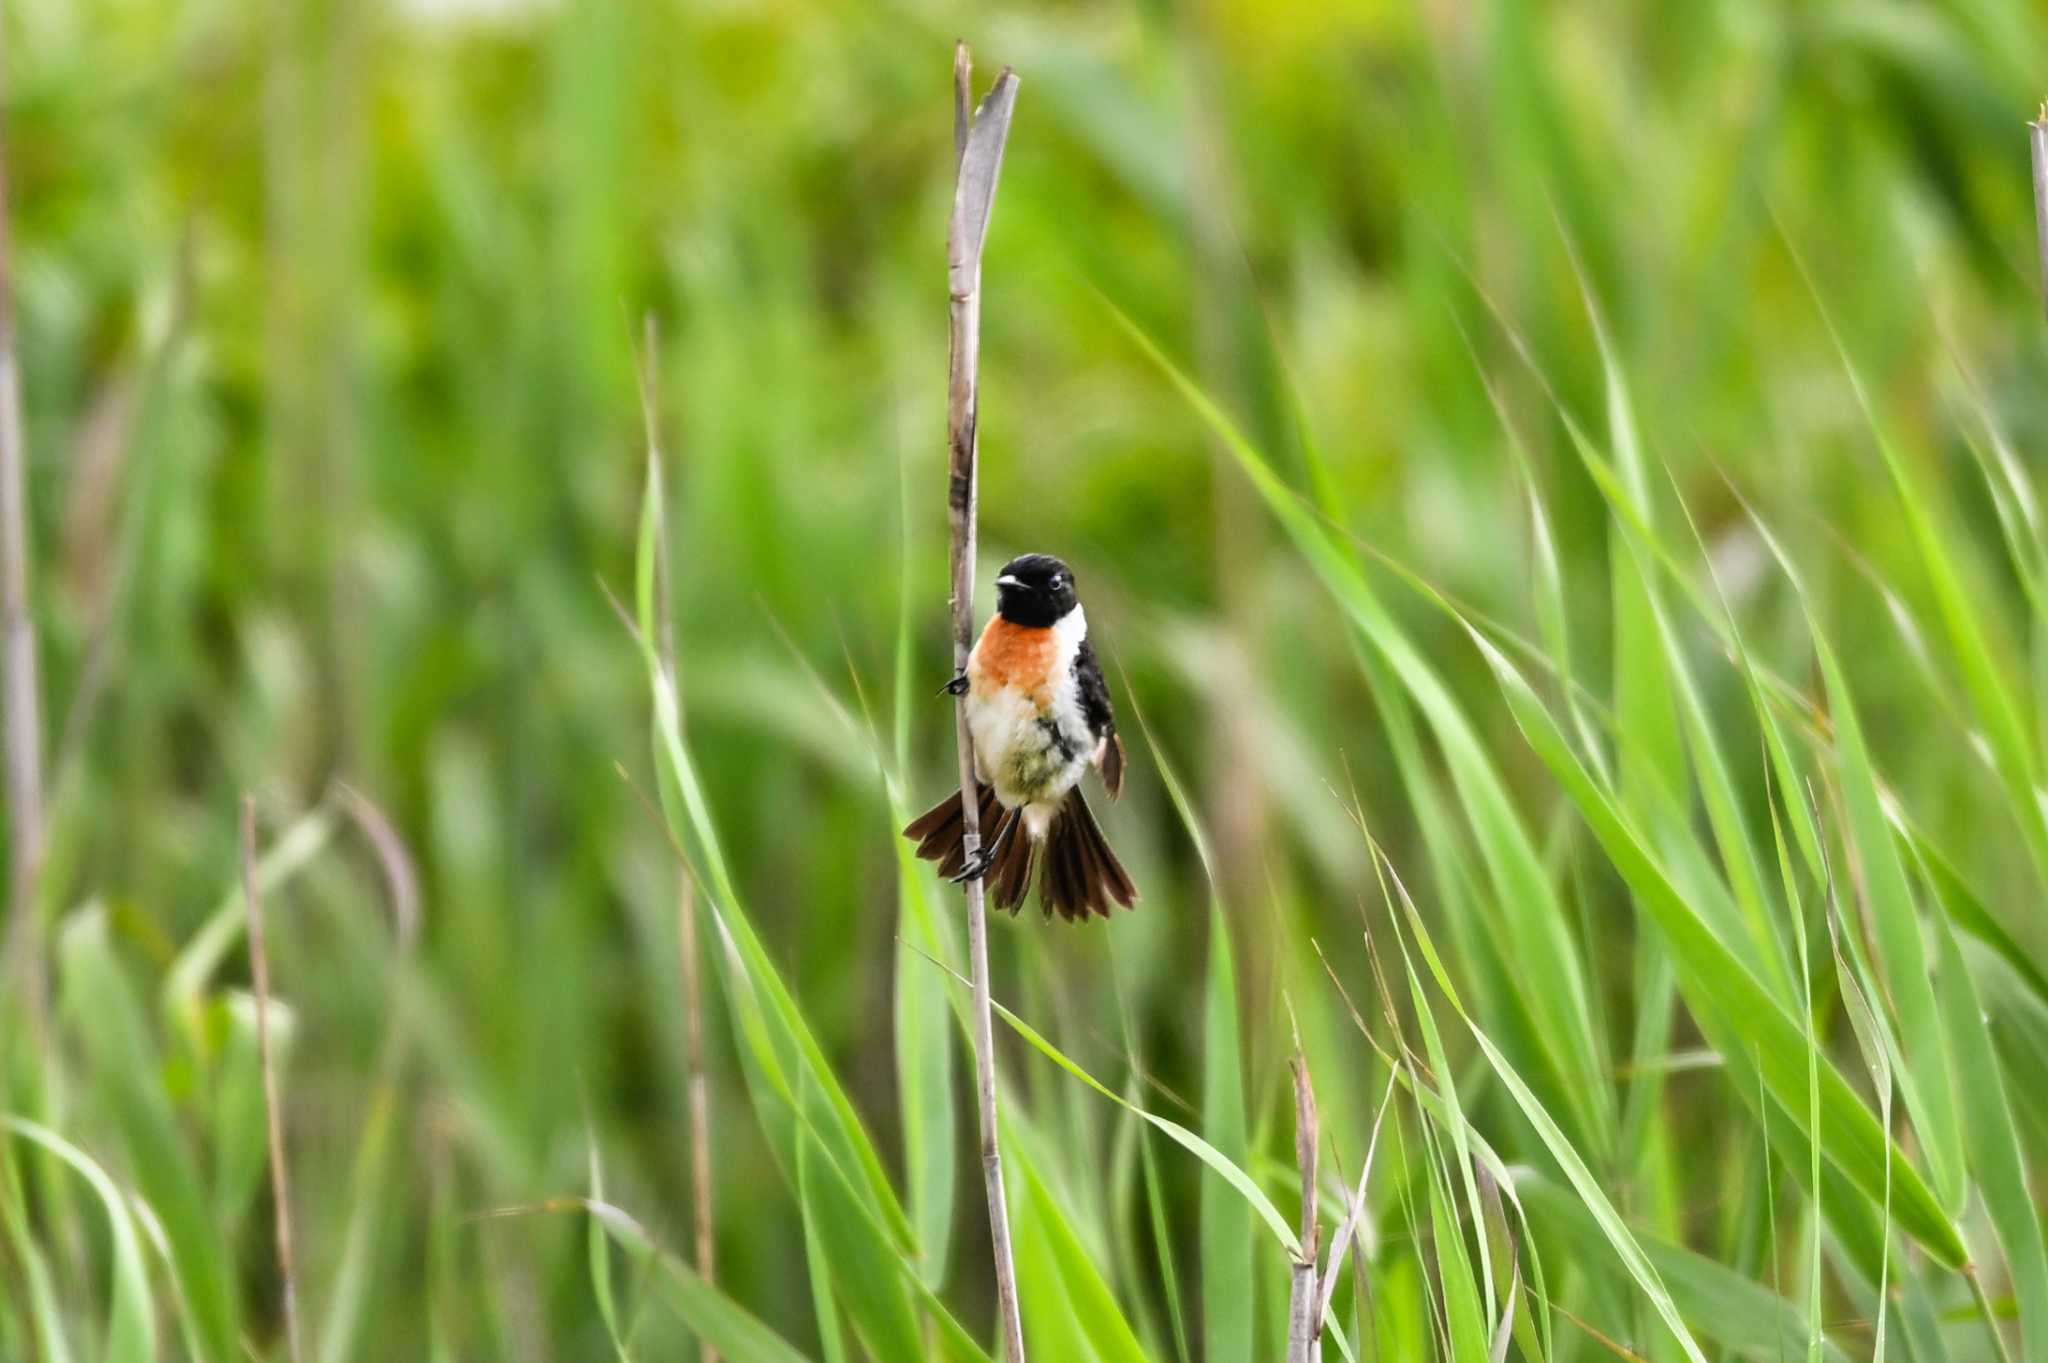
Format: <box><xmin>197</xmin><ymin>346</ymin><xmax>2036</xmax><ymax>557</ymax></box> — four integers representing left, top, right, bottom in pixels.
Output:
<box><xmin>966</xmin><ymin>606</ymin><xmax>1092</xmax><ymax>822</ymax></box>
<box><xmin>968</xmin><ymin>684</ymin><xmax>1089</xmax><ymax>812</ymax></box>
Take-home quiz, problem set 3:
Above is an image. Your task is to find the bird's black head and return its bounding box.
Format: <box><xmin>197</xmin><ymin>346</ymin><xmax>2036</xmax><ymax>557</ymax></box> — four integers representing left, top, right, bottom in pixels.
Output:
<box><xmin>994</xmin><ymin>553</ymin><xmax>1078</xmax><ymax>628</ymax></box>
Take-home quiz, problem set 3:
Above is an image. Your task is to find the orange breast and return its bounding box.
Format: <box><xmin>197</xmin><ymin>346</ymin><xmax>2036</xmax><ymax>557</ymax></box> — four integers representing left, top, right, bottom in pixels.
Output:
<box><xmin>970</xmin><ymin>616</ymin><xmax>1057</xmax><ymax>698</ymax></box>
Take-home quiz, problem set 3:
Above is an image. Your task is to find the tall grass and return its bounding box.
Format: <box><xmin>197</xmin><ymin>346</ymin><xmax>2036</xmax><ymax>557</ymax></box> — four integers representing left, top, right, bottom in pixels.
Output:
<box><xmin>4</xmin><ymin>1</ymin><xmax>2048</xmax><ymax>1360</ymax></box>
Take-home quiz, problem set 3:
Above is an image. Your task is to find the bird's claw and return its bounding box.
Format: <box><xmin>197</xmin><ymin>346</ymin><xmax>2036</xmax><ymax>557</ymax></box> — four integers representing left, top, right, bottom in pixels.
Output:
<box><xmin>949</xmin><ymin>848</ymin><xmax>995</xmax><ymax>883</ymax></box>
<box><xmin>938</xmin><ymin>673</ymin><xmax>970</xmax><ymax>698</ymax></box>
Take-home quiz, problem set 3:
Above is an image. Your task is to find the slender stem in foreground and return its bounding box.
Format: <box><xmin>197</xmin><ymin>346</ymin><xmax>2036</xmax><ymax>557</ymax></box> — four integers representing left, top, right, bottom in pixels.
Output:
<box><xmin>636</xmin><ymin>315</ymin><xmax>718</xmax><ymax>1357</ymax></box>
<box><xmin>1315</xmin><ymin>1069</ymin><xmax>1398</xmax><ymax>1324</ymax></box>
<box><xmin>243</xmin><ymin>794</ymin><xmax>305</xmax><ymax>1363</ymax></box>
<box><xmin>1286</xmin><ymin>1050</ymin><xmax>1322</xmax><ymax>1363</ymax></box>
<box><xmin>2032</xmin><ymin>104</ymin><xmax>2047</xmax><ymax>324</ymax></box>
<box><xmin>947</xmin><ymin>42</ymin><xmax>1024</xmax><ymax>1363</ymax></box>
<box><xmin>0</xmin><ymin>28</ymin><xmax>46</xmax><ymax>1032</ymax></box>
<box><xmin>677</xmin><ymin>868</ymin><xmax>716</xmax><ymax>1326</ymax></box>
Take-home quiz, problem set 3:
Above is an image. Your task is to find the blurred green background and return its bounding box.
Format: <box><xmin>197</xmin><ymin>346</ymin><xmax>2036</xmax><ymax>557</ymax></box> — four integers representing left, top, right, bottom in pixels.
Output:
<box><xmin>7</xmin><ymin>0</ymin><xmax>2048</xmax><ymax>1359</ymax></box>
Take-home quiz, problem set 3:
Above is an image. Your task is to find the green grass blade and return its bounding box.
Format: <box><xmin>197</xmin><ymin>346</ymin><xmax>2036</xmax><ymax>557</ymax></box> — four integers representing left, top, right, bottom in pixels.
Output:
<box><xmin>0</xmin><ymin>1149</ymin><xmax>76</xmax><ymax>1363</ymax></box>
<box><xmin>1924</xmin><ymin>873</ymin><xmax>2048</xmax><ymax>1362</ymax></box>
<box><xmin>797</xmin><ymin>1133</ymin><xmax>850</xmax><ymax>1363</ymax></box>
<box><xmin>1199</xmin><ymin>901</ymin><xmax>1254</xmax><ymax>1363</ymax></box>
<box><xmin>1425</xmin><ymin>1148</ymin><xmax>1490</xmax><ymax>1363</ymax></box>
<box><xmin>1384</xmin><ymin>874</ymin><xmax>1496</xmax><ymax>1327</ymax></box>
<box><xmin>1901</xmin><ymin>824</ymin><xmax>2048</xmax><ymax>1009</ymax></box>
<box><xmin>1810</xmin><ymin>630</ymin><xmax>1966</xmax><ymax>1214</ymax></box>
<box><xmin>1384</xmin><ymin>867</ymin><xmax>1711</xmax><ymax>1363</ymax></box>
<box><xmin>1765</xmin><ymin>794</ymin><xmax>1826</xmax><ymax>1363</ymax></box>
<box><xmin>315</xmin><ymin>1088</ymin><xmax>397</xmax><ymax>1363</ymax></box>
<box><xmin>588</xmin><ymin>1200</ymin><xmax>818</xmax><ymax>1363</ymax></box>
<box><xmin>1459</xmin><ymin>629</ymin><xmax>1968</xmax><ymax>1267</ymax></box>
<box><xmin>1112</xmin><ymin>300</ymin><xmax>1612</xmax><ymax>1159</ymax></box>
<box><xmin>950</xmin><ymin>968</ymin><xmax>1297</xmax><ymax>1253</ymax></box>
<box><xmin>586</xmin><ymin>1137</ymin><xmax>636</xmax><ymax>1362</ymax></box>
<box><xmin>59</xmin><ymin>907</ymin><xmax>241</xmax><ymax>1359</ymax></box>
<box><xmin>1011</xmin><ymin>1133</ymin><xmax>1152</xmax><ymax>1363</ymax></box>
<box><xmin>631</xmin><ymin>449</ymin><xmax>920</xmax><ymax>1266</ymax></box>
<box><xmin>1825</xmin><ymin>314</ymin><xmax>2048</xmax><ymax>884</ymax></box>
<box><xmin>2</xmin><ymin>1117</ymin><xmax>154</xmax><ymax>1363</ymax></box>
<box><xmin>894</xmin><ymin>829</ymin><xmax>957</xmax><ymax>1291</ymax></box>
<box><xmin>1519</xmin><ymin>1178</ymin><xmax>1851</xmax><ymax>1363</ymax></box>
<box><xmin>1746</xmin><ymin>516</ymin><xmax>1967</xmax><ymax>1216</ymax></box>
<box><xmin>160</xmin><ymin>805</ymin><xmax>340</xmax><ymax>1022</ymax></box>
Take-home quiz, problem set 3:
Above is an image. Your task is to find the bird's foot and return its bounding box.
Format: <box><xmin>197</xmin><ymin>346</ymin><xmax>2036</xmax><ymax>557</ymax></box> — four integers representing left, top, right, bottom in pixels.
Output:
<box><xmin>938</xmin><ymin>672</ymin><xmax>970</xmax><ymax>698</ymax></box>
<box><xmin>948</xmin><ymin>846</ymin><xmax>996</xmax><ymax>883</ymax></box>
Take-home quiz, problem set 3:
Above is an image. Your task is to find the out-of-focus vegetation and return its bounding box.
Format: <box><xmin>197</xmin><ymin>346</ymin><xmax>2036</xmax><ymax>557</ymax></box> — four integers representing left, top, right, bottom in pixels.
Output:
<box><xmin>6</xmin><ymin>0</ymin><xmax>2048</xmax><ymax>1358</ymax></box>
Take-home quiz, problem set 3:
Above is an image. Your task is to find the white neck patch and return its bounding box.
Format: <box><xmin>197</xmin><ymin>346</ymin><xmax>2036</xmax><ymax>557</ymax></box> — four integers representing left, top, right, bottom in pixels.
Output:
<box><xmin>1053</xmin><ymin>603</ymin><xmax>1087</xmax><ymax>656</ymax></box>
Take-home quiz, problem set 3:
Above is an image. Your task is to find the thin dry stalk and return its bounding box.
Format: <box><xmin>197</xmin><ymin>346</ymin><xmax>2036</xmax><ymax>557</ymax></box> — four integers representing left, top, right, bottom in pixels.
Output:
<box><xmin>1287</xmin><ymin>1051</ymin><xmax>1322</xmax><ymax>1363</ymax></box>
<box><xmin>946</xmin><ymin>42</ymin><xmax>1024</xmax><ymax>1363</ymax></box>
<box><xmin>2033</xmin><ymin>104</ymin><xmax>2048</xmax><ymax>323</ymax></box>
<box><xmin>243</xmin><ymin>795</ymin><xmax>305</xmax><ymax>1363</ymax></box>
<box><xmin>1316</xmin><ymin>1069</ymin><xmax>1397</xmax><ymax>1323</ymax></box>
<box><xmin>636</xmin><ymin>316</ymin><xmax>718</xmax><ymax>1353</ymax></box>
<box><xmin>0</xmin><ymin>33</ymin><xmax>46</xmax><ymax>1031</ymax></box>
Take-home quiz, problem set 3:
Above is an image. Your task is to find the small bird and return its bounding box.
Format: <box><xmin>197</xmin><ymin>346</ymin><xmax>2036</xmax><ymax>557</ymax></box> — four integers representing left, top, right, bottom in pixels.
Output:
<box><xmin>904</xmin><ymin>553</ymin><xmax>1137</xmax><ymax>921</ymax></box>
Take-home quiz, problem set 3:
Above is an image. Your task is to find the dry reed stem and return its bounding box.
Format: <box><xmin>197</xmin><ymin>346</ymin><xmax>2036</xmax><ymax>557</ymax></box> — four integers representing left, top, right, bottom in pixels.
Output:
<box><xmin>1286</xmin><ymin>1050</ymin><xmax>1322</xmax><ymax>1363</ymax></box>
<box><xmin>243</xmin><ymin>794</ymin><xmax>305</xmax><ymax>1363</ymax></box>
<box><xmin>0</xmin><ymin>32</ymin><xmax>46</xmax><ymax>1032</ymax></box>
<box><xmin>946</xmin><ymin>41</ymin><xmax>1025</xmax><ymax>1363</ymax></box>
<box><xmin>635</xmin><ymin>315</ymin><xmax>719</xmax><ymax>1358</ymax></box>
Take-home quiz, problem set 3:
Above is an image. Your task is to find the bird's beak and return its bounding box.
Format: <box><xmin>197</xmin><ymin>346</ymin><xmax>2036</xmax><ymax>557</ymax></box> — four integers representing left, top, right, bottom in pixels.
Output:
<box><xmin>995</xmin><ymin>575</ymin><xmax>1023</xmax><ymax>590</ymax></box>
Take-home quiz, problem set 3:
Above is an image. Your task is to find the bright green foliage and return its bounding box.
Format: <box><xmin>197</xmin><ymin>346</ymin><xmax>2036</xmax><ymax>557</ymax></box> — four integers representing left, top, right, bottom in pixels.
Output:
<box><xmin>4</xmin><ymin>2</ymin><xmax>2048</xmax><ymax>1361</ymax></box>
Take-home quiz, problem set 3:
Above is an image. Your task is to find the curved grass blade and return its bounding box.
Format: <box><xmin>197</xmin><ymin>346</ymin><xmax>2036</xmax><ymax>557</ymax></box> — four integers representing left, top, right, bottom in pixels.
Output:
<box><xmin>1381</xmin><ymin>867</ymin><xmax>1496</xmax><ymax>1327</ymax></box>
<box><xmin>59</xmin><ymin>907</ymin><xmax>242</xmax><ymax>1358</ymax></box>
<box><xmin>1898</xmin><ymin>821</ymin><xmax>2048</xmax><ymax>1009</ymax></box>
<box><xmin>0</xmin><ymin>1154</ymin><xmax>75</xmax><ymax>1363</ymax></box>
<box><xmin>631</xmin><ymin>451</ymin><xmax>919</xmax><ymax>1262</ymax></box>
<box><xmin>161</xmin><ymin>805</ymin><xmax>339</xmax><ymax>1022</ymax></box>
<box><xmin>1814</xmin><ymin>292</ymin><xmax>2048</xmax><ymax>885</ymax></box>
<box><xmin>2</xmin><ymin>1117</ymin><xmax>154</xmax><ymax>1363</ymax></box>
<box><xmin>1458</xmin><ymin>629</ymin><xmax>1968</xmax><ymax>1268</ymax></box>
<box><xmin>977</xmin><ymin>979</ymin><xmax>1297</xmax><ymax>1253</ymax></box>
<box><xmin>1009</xmin><ymin>1129</ymin><xmax>1151</xmax><ymax>1363</ymax></box>
<box><xmin>586</xmin><ymin>1200</ymin><xmax>818</xmax><ymax>1363</ymax></box>
<box><xmin>1745</xmin><ymin>513</ymin><xmax>1967</xmax><ymax>1216</ymax></box>
<box><xmin>1109</xmin><ymin>299</ymin><xmax>1612</xmax><ymax>1160</ymax></box>
<box><xmin>586</xmin><ymin>1136</ymin><xmax>637</xmax><ymax>1362</ymax></box>
<box><xmin>1924</xmin><ymin>872</ymin><xmax>2048</xmax><ymax>1363</ymax></box>
<box><xmin>892</xmin><ymin>809</ymin><xmax>958</xmax><ymax>1291</ymax></box>
<box><xmin>1518</xmin><ymin>1178</ymin><xmax>1851</xmax><ymax>1363</ymax></box>
<box><xmin>1378</xmin><ymin>854</ymin><xmax>1711</xmax><ymax>1363</ymax></box>
<box><xmin>797</xmin><ymin>1131</ymin><xmax>851</xmax><ymax>1363</ymax></box>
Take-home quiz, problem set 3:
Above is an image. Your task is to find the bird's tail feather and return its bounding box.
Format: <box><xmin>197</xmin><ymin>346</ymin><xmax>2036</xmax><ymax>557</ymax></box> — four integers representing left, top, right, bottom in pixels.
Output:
<box><xmin>1039</xmin><ymin>789</ymin><xmax>1137</xmax><ymax>923</ymax></box>
<box><xmin>987</xmin><ymin>808</ymin><xmax>1037</xmax><ymax>913</ymax></box>
<box><xmin>904</xmin><ymin>783</ymin><xmax>999</xmax><ymax>878</ymax></box>
<box><xmin>904</xmin><ymin>783</ymin><xmax>1136</xmax><ymax>922</ymax></box>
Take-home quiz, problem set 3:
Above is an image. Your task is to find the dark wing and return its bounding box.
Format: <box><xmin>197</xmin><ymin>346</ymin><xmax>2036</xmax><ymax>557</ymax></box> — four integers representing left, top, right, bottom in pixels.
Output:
<box><xmin>1072</xmin><ymin>634</ymin><xmax>1126</xmax><ymax>800</ymax></box>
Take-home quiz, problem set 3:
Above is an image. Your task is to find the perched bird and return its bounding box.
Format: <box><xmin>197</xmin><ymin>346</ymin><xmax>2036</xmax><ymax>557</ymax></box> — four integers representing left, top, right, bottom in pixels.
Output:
<box><xmin>904</xmin><ymin>553</ymin><xmax>1137</xmax><ymax>921</ymax></box>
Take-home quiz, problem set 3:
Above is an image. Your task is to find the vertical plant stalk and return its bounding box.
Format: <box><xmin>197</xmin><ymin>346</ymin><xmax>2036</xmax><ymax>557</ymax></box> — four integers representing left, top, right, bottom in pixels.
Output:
<box><xmin>677</xmin><ymin>867</ymin><xmax>716</xmax><ymax>1350</ymax></box>
<box><xmin>636</xmin><ymin>317</ymin><xmax>719</xmax><ymax>1358</ymax></box>
<box><xmin>0</xmin><ymin>32</ymin><xmax>46</xmax><ymax>1028</ymax></box>
<box><xmin>2032</xmin><ymin>104</ymin><xmax>2048</xmax><ymax>323</ymax></box>
<box><xmin>1286</xmin><ymin>1052</ymin><xmax>1322</xmax><ymax>1363</ymax></box>
<box><xmin>243</xmin><ymin>795</ymin><xmax>305</xmax><ymax>1363</ymax></box>
<box><xmin>947</xmin><ymin>43</ymin><xmax>1024</xmax><ymax>1363</ymax></box>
